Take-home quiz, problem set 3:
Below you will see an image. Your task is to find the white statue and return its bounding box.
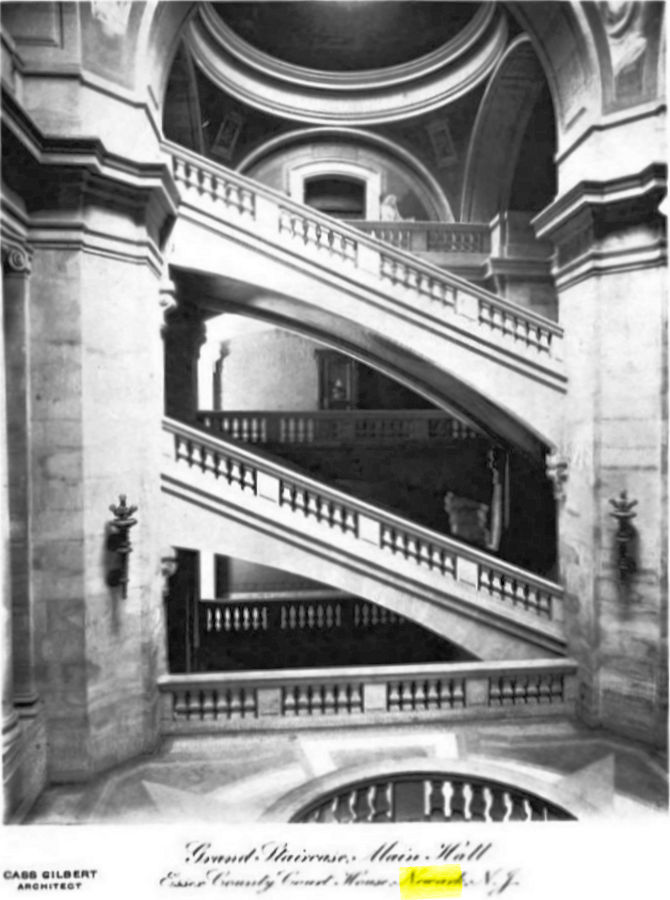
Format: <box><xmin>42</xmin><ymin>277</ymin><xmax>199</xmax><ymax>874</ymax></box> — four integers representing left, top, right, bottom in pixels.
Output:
<box><xmin>380</xmin><ymin>193</ymin><xmax>403</xmax><ymax>222</ymax></box>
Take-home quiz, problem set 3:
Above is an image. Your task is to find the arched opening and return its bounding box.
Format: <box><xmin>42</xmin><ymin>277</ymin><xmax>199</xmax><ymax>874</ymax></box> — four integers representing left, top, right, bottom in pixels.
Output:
<box><xmin>304</xmin><ymin>175</ymin><xmax>366</xmax><ymax>220</ymax></box>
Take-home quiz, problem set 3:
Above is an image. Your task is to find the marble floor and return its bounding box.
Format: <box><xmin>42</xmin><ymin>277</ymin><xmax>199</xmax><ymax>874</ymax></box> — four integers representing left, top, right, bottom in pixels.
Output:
<box><xmin>23</xmin><ymin>718</ymin><xmax>668</xmax><ymax>825</ymax></box>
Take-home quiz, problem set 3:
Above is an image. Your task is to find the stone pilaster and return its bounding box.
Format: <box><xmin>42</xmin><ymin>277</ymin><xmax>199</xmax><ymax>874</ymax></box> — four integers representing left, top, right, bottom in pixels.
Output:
<box><xmin>1</xmin><ymin>247</ymin><xmax>22</xmax><ymax>816</ymax></box>
<box><xmin>535</xmin><ymin>164</ymin><xmax>667</xmax><ymax>745</ymax></box>
<box><xmin>2</xmin><ymin>91</ymin><xmax>178</xmax><ymax>781</ymax></box>
<box><xmin>2</xmin><ymin>243</ymin><xmax>40</xmax><ymax>714</ymax></box>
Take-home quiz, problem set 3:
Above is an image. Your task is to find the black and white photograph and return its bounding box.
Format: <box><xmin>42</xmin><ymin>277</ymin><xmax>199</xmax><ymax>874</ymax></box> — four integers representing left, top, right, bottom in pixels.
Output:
<box><xmin>1</xmin><ymin>1</ymin><xmax>668</xmax><ymax>897</ymax></box>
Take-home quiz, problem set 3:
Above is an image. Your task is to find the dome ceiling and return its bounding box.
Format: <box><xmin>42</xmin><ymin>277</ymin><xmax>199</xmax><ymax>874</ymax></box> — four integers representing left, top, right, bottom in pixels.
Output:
<box><xmin>211</xmin><ymin>1</ymin><xmax>478</xmax><ymax>72</ymax></box>
<box><xmin>186</xmin><ymin>3</ymin><xmax>506</xmax><ymax>126</ymax></box>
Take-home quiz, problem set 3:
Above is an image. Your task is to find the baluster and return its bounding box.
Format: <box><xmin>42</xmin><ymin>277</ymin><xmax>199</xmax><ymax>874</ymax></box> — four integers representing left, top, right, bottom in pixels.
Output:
<box><xmin>502</xmin><ymin>677</ymin><xmax>516</xmax><ymax>705</ymax></box>
<box><xmin>173</xmin><ymin>157</ymin><xmax>186</xmax><ymax>186</ymax></box>
<box><xmin>550</xmin><ymin>674</ymin><xmax>564</xmax><ymax>702</ymax></box>
<box><xmin>526</xmin><ymin>676</ymin><xmax>540</xmax><ymax>704</ymax></box>
<box><xmin>426</xmin><ymin>779</ymin><xmax>447</xmax><ymax>821</ymax></box>
<box><xmin>222</xmin><ymin>608</ymin><xmax>231</xmax><ymax>632</ymax></box>
<box><xmin>228</xmin><ymin>688</ymin><xmax>243</xmax><ymax>718</ymax></box>
<box><xmin>528</xmin><ymin>798</ymin><xmax>549</xmax><ymax>821</ymax></box>
<box><xmin>313</xmin><ymin>685</ymin><xmax>326</xmax><ymax>714</ymax></box>
<box><xmin>507</xmin><ymin>792</ymin><xmax>529</xmax><ymax>821</ymax></box>
<box><xmin>306</xmin><ymin>492</ymin><xmax>320</xmax><ymax>520</ymax></box>
<box><xmin>347</xmin><ymin>788</ymin><xmax>370</xmax><ymax>823</ymax></box>
<box><xmin>488</xmin><ymin>787</ymin><xmax>508</xmax><ymax>822</ymax></box>
<box><xmin>173</xmin><ymin>690</ymin><xmax>188</xmax><ymax>720</ymax></box>
<box><xmin>387</xmin><ymin>682</ymin><xmax>400</xmax><ymax>711</ymax></box>
<box><xmin>316</xmin><ymin>604</ymin><xmax>324</xmax><ymax>628</ymax></box>
<box><xmin>186</xmin><ymin>690</ymin><xmax>203</xmax><ymax>720</ymax></box>
<box><xmin>371</xmin><ymin>783</ymin><xmax>392</xmax><ymax>822</ymax></box>
<box><xmin>322</xmin><ymin>683</ymin><xmax>337</xmax><ymax>714</ymax></box>
<box><xmin>488</xmin><ymin>677</ymin><xmax>503</xmax><ymax>706</ymax></box>
<box><xmin>282</xmin><ymin>687</ymin><xmax>296</xmax><ymax>716</ymax></box>
<box><xmin>335</xmin><ymin>603</ymin><xmax>342</xmax><ymax>626</ymax></box>
<box><xmin>331</xmin><ymin>793</ymin><xmax>354</xmax><ymax>824</ymax></box>
<box><xmin>469</xmin><ymin>783</ymin><xmax>488</xmax><ymax>821</ymax></box>
<box><xmin>449</xmin><ymin>780</ymin><xmax>467</xmax><ymax>821</ymax></box>
<box><xmin>201</xmin><ymin>690</ymin><xmax>216</xmax><ymax>720</ymax></box>
<box><xmin>297</xmin><ymin>684</ymin><xmax>311</xmax><ymax>715</ymax></box>
<box><xmin>242</xmin><ymin>606</ymin><xmax>251</xmax><ymax>631</ymax></box>
<box><xmin>452</xmin><ymin>679</ymin><xmax>466</xmax><ymax>708</ymax></box>
<box><xmin>426</xmin><ymin>680</ymin><xmax>440</xmax><ymax>709</ymax></box>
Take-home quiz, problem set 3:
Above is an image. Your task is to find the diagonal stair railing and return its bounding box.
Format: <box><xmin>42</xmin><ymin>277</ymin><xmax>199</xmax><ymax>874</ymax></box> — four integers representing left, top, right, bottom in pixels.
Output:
<box><xmin>163</xmin><ymin>141</ymin><xmax>564</xmax><ymax>371</ymax></box>
<box><xmin>162</xmin><ymin>417</ymin><xmax>565</xmax><ymax>657</ymax></box>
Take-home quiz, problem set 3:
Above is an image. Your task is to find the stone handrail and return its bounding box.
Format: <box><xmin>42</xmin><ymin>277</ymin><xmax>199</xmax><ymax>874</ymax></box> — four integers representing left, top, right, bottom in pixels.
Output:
<box><xmin>356</xmin><ymin>221</ymin><xmax>492</xmax><ymax>255</ymax></box>
<box><xmin>157</xmin><ymin>657</ymin><xmax>577</xmax><ymax>731</ymax></box>
<box><xmin>196</xmin><ymin>409</ymin><xmax>481</xmax><ymax>445</ymax></box>
<box><xmin>164</xmin><ymin>140</ymin><xmax>563</xmax><ymax>360</ymax></box>
<box><xmin>164</xmin><ymin>417</ymin><xmax>564</xmax><ymax>627</ymax></box>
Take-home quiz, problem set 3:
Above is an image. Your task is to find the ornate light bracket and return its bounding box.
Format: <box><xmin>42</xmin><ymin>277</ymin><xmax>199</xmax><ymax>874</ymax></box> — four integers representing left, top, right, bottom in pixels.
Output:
<box><xmin>546</xmin><ymin>450</ymin><xmax>569</xmax><ymax>502</ymax></box>
<box><xmin>107</xmin><ymin>495</ymin><xmax>138</xmax><ymax>598</ymax></box>
<box><xmin>609</xmin><ymin>490</ymin><xmax>637</xmax><ymax>583</ymax></box>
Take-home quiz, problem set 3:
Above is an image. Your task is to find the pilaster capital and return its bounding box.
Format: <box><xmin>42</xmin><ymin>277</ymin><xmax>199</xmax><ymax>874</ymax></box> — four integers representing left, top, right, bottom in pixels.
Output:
<box><xmin>158</xmin><ymin>276</ymin><xmax>179</xmax><ymax>327</ymax></box>
<box><xmin>1</xmin><ymin>243</ymin><xmax>32</xmax><ymax>276</ymax></box>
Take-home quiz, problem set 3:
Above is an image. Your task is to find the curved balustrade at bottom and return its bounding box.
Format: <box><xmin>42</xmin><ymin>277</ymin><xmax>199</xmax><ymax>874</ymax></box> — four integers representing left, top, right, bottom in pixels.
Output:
<box><xmin>291</xmin><ymin>772</ymin><xmax>576</xmax><ymax>822</ymax></box>
<box><xmin>162</xmin><ymin>417</ymin><xmax>565</xmax><ymax>660</ymax></box>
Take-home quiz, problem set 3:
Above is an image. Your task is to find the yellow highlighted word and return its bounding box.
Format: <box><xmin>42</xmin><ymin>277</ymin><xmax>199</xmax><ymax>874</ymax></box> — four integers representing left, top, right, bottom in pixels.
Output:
<box><xmin>399</xmin><ymin>865</ymin><xmax>463</xmax><ymax>899</ymax></box>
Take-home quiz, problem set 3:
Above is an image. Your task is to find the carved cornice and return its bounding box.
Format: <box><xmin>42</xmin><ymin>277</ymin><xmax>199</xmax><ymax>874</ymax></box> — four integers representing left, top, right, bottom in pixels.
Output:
<box><xmin>186</xmin><ymin>3</ymin><xmax>508</xmax><ymax>125</ymax></box>
<box><xmin>533</xmin><ymin>164</ymin><xmax>667</xmax><ymax>284</ymax></box>
<box><xmin>1</xmin><ymin>87</ymin><xmax>179</xmax><ymax>272</ymax></box>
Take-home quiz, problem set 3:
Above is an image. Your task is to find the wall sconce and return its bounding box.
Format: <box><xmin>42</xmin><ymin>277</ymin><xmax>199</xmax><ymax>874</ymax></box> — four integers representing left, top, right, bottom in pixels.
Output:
<box><xmin>609</xmin><ymin>490</ymin><xmax>637</xmax><ymax>583</ymax></box>
<box><xmin>107</xmin><ymin>494</ymin><xmax>138</xmax><ymax>598</ymax></box>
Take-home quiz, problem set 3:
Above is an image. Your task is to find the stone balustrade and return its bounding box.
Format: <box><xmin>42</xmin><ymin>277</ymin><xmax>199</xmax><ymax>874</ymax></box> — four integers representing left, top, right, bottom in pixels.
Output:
<box><xmin>166</xmin><ymin>141</ymin><xmax>563</xmax><ymax>365</ymax></box>
<box><xmin>157</xmin><ymin>658</ymin><xmax>578</xmax><ymax>732</ymax></box>
<box><xmin>196</xmin><ymin>409</ymin><xmax>481</xmax><ymax>446</ymax></box>
<box><xmin>358</xmin><ymin>221</ymin><xmax>491</xmax><ymax>255</ymax></box>
<box><xmin>165</xmin><ymin>418</ymin><xmax>565</xmax><ymax>634</ymax></box>
<box><xmin>291</xmin><ymin>768</ymin><xmax>575</xmax><ymax>822</ymax></box>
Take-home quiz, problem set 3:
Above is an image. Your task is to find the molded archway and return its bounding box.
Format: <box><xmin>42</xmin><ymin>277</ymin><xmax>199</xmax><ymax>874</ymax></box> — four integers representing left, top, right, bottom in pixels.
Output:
<box><xmin>461</xmin><ymin>36</ymin><xmax>548</xmax><ymax>223</ymax></box>
<box><xmin>239</xmin><ymin>127</ymin><xmax>454</xmax><ymax>222</ymax></box>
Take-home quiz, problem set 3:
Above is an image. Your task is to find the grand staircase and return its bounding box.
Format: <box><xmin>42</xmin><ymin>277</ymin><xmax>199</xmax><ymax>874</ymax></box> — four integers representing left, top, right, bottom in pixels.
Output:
<box><xmin>163</xmin><ymin>141</ymin><xmax>566</xmax><ymax>454</ymax></box>
<box><xmin>158</xmin><ymin>143</ymin><xmax>575</xmax><ymax>737</ymax></box>
<box><xmin>162</xmin><ymin>417</ymin><xmax>565</xmax><ymax>661</ymax></box>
